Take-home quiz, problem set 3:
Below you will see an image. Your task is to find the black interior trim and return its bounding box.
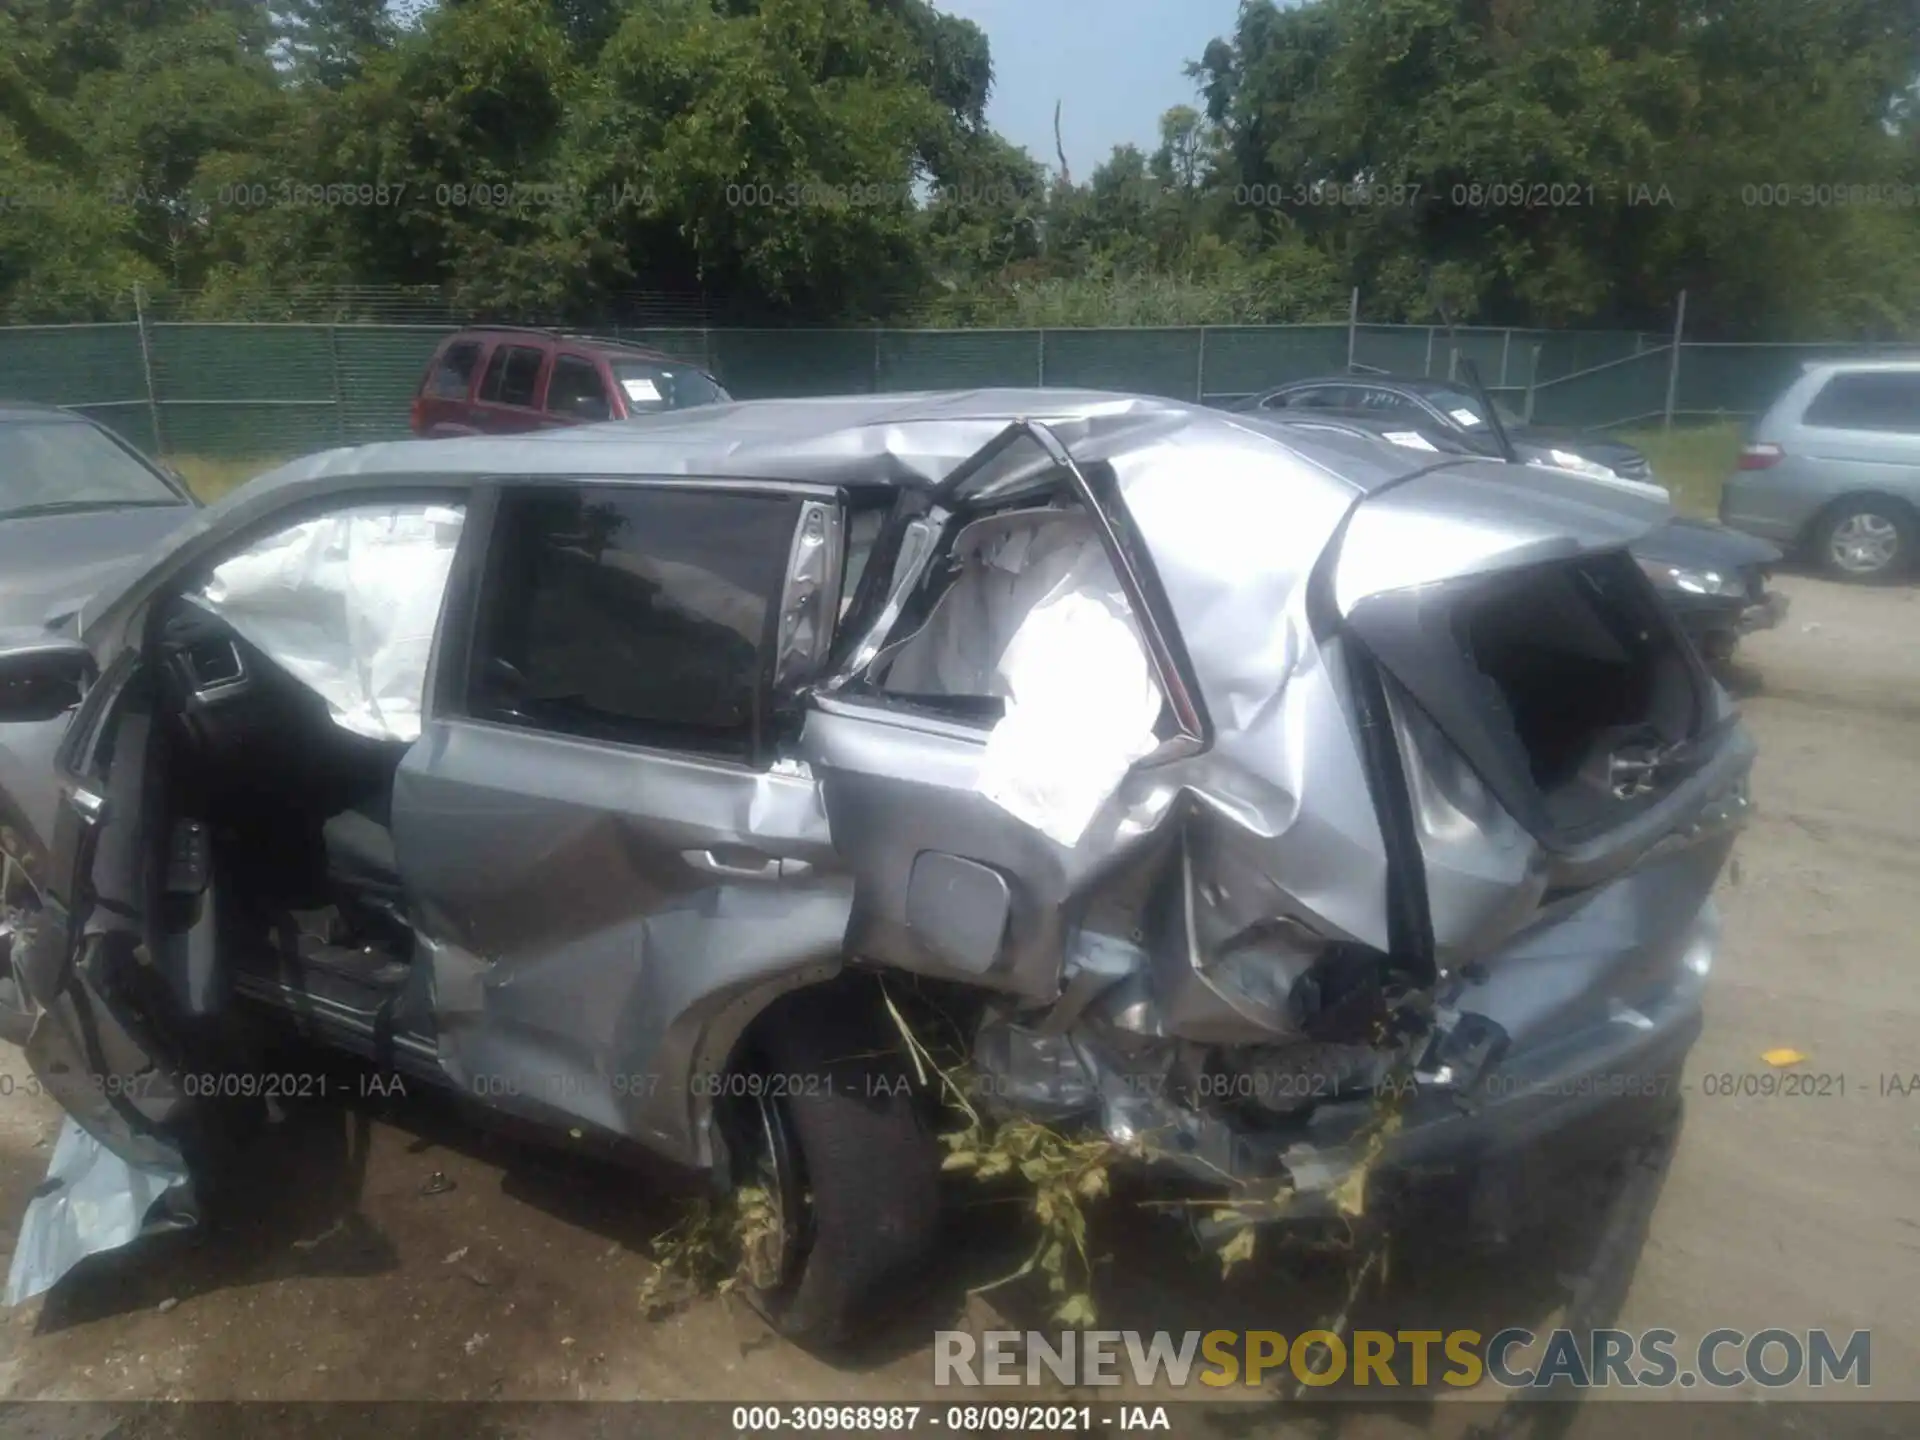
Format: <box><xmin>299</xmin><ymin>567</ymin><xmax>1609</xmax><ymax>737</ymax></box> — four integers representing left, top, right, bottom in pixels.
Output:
<box><xmin>1344</xmin><ymin>551</ymin><xmax>1713</xmax><ymax>851</ymax></box>
<box><xmin>1344</xmin><ymin>643</ymin><xmax>1437</xmax><ymax>984</ymax></box>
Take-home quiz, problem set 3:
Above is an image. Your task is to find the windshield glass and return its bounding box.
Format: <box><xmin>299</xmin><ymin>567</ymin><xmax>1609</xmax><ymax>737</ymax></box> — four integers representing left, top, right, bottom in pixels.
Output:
<box><xmin>0</xmin><ymin>420</ymin><xmax>183</xmax><ymax>520</ymax></box>
<box><xmin>610</xmin><ymin>361</ymin><xmax>733</xmax><ymax>414</ymax></box>
<box><xmin>1425</xmin><ymin>387</ymin><xmax>1525</xmax><ymax>430</ymax></box>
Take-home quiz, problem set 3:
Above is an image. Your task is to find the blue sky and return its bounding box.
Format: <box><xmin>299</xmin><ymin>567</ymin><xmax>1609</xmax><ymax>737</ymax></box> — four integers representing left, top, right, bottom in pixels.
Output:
<box><xmin>384</xmin><ymin>1</ymin><xmax>1249</xmax><ymax>178</ymax></box>
<box><xmin>933</xmin><ymin>0</ymin><xmax>1248</xmax><ymax>176</ymax></box>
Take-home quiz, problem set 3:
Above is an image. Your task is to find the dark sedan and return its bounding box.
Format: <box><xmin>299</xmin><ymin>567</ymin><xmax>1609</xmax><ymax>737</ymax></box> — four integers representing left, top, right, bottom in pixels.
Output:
<box><xmin>1235</xmin><ymin>374</ymin><xmax>1658</xmax><ymax>481</ymax></box>
<box><xmin>1</xmin><ymin>403</ymin><xmax>200</xmax><ymax>1036</ymax></box>
<box><xmin>1245</xmin><ymin>403</ymin><xmax>1788</xmax><ymax>662</ymax></box>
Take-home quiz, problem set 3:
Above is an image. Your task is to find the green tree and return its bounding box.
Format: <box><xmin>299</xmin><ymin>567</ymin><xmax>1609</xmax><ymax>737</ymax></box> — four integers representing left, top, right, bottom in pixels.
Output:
<box><xmin>274</xmin><ymin>0</ymin><xmax>394</xmax><ymax>87</ymax></box>
<box><xmin>1195</xmin><ymin>0</ymin><xmax>1920</xmax><ymax>336</ymax></box>
<box><xmin>0</xmin><ymin>1</ymin><xmax>284</xmax><ymax>316</ymax></box>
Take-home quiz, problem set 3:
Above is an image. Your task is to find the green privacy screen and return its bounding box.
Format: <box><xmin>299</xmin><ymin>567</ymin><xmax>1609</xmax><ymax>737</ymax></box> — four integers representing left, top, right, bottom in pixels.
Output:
<box><xmin>0</xmin><ymin>320</ymin><xmax>1874</xmax><ymax>463</ymax></box>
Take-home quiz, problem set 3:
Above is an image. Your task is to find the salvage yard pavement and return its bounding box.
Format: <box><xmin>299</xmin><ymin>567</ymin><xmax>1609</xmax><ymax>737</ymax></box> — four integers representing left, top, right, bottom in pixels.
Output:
<box><xmin>0</xmin><ymin>573</ymin><xmax>1915</xmax><ymax>1431</ymax></box>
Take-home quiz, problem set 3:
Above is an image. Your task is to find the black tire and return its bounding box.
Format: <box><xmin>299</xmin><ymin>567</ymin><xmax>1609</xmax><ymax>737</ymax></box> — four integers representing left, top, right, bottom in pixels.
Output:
<box><xmin>1808</xmin><ymin>496</ymin><xmax>1916</xmax><ymax>583</ymax></box>
<box><xmin>736</xmin><ymin>983</ymin><xmax>941</xmax><ymax>1351</ymax></box>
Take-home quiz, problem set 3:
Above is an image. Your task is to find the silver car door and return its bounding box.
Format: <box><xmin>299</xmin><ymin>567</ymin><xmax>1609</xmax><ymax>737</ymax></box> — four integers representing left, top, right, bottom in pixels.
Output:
<box><xmin>389</xmin><ymin>478</ymin><xmax>853</xmax><ymax>1172</ymax></box>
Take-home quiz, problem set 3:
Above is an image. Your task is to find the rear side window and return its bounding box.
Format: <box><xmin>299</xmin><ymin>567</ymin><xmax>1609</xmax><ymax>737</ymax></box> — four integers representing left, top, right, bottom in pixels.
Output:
<box><xmin>423</xmin><ymin>341</ymin><xmax>482</xmax><ymax>399</ymax></box>
<box><xmin>1266</xmin><ymin>386</ymin><xmax>1353</xmax><ymax>411</ymax></box>
<box><xmin>478</xmin><ymin>345</ymin><xmax>546</xmax><ymax>408</ymax></box>
<box><xmin>1801</xmin><ymin>371</ymin><xmax>1920</xmax><ymax>432</ymax></box>
<box><xmin>467</xmin><ymin>486</ymin><xmax>802</xmax><ymax>759</ymax></box>
<box><xmin>546</xmin><ymin>354</ymin><xmax>612</xmax><ymax>420</ymax></box>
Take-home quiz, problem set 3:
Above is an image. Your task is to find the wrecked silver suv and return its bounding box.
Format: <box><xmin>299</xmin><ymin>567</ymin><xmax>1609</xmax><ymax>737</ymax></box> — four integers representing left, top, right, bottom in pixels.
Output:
<box><xmin>0</xmin><ymin>392</ymin><xmax>1750</xmax><ymax>1344</ymax></box>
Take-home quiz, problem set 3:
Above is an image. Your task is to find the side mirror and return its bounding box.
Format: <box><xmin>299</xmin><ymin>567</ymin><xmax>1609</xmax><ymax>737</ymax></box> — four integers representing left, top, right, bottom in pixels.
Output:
<box><xmin>0</xmin><ymin>642</ymin><xmax>96</xmax><ymax>724</ymax></box>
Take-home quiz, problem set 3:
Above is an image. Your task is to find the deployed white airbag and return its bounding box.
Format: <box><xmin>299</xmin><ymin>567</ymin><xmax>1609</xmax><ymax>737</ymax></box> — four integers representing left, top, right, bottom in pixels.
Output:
<box><xmin>194</xmin><ymin>502</ymin><xmax>466</xmax><ymax>743</ymax></box>
<box><xmin>883</xmin><ymin>514</ymin><xmax>1164</xmax><ymax>846</ymax></box>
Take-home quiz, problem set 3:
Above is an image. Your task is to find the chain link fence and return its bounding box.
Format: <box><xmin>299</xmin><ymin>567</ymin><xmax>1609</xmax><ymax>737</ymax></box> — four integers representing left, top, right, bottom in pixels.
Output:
<box><xmin>0</xmin><ymin>310</ymin><xmax>1913</xmax><ymax>464</ymax></box>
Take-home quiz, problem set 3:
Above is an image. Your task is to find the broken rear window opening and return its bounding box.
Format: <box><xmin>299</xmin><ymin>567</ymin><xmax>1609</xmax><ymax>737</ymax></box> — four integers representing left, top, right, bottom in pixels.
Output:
<box><xmin>1459</xmin><ymin>554</ymin><xmax>1701</xmax><ymax>833</ymax></box>
<box><xmin>1358</xmin><ymin>548</ymin><xmax>1707</xmax><ymax>846</ymax></box>
<box><xmin>858</xmin><ymin>500</ymin><xmax>1170</xmax><ymax>848</ymax></box>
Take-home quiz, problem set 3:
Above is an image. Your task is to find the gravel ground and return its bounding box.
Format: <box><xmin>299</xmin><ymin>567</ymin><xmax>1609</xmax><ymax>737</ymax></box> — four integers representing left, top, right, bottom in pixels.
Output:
<box><xmin>0</xmin><ymin>572</ymin><xmax>1915</xmax><ymax>1433</ymax></box>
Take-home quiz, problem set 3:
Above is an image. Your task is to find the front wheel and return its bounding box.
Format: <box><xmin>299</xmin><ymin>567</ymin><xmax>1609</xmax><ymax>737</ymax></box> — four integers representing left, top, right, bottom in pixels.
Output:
<box><xmin>724</xmin><ymin>984</ymin><xmax>942</xmax><ymax>1352</ymax></box>
<box><xmin>1810</xmin><ymin>498</ymin><xmax>1914</xmax><ymax>582</ymax></box>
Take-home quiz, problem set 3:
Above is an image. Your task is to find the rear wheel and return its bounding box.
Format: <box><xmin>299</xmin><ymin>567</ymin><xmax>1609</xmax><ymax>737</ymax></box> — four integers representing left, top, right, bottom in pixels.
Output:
<box><xmin>723</xmin><ymin>984</ymin><xmax>941</xmax><ymax>1351</ymax></box>
<box><xmin>1810</xmin><ymin>497</ymin><xmax>1914</xmax><ymax>582</ymax></box>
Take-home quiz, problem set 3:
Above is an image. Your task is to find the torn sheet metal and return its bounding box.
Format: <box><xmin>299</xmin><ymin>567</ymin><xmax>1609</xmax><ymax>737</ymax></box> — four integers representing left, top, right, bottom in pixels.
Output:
<box><xmin>193</xmin><ymin>503</ymin><xmax>465</xmax><ymax>743</ymax></box>
<box><xmin>392</xmin><ymin>714</ymin><xmax>854</xmax><ymax>1169</ymax></box>
<box><xmin>9</xmin><ymin>389</ymin><xmax>1747</xmax><ymax>1267</ymax></box>
<box><xmin>773</xmin><ymin>500</ymin><xmax>843</xmax><ymax>691</ymax></box>
<box><xmin>4</xmin><ymin>1115</ymin><xmax>194</xmax><ymax>1306</ymax></box>
<box><xmin>881</xmin><ymin>515</ymin><xmax>1163</xmax><ymax>847</ymax></box>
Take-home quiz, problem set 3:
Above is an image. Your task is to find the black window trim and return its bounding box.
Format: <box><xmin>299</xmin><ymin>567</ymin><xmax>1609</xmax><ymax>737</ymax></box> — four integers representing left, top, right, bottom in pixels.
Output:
<box><xmin>438</xmin><ymin>475</ymin><xmax>839</xmax><ymax>772</ymax></box>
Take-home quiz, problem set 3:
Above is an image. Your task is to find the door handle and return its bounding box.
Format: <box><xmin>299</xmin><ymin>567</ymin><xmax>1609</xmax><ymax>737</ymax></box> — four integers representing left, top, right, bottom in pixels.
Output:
<box><xmin>680</xmin><ymin>849</ymin><xmax>809</xmax><ymax>880</ymax></box>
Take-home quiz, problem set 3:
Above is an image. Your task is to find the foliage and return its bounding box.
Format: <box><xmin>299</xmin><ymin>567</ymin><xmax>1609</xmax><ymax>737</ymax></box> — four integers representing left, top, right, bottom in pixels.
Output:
<box><xmin>273</xmin><ymin>1</ymin><xmax>395</xmax><ymax>88</ymax></box>
<box><xmin>2</xmin><ymin>3</ymin><xmax>1918</xmax><ymax>334</ymax></box>
<box><xmin>169</xmin><ymin>453</ymin><xmax>293</xmax><ymax>503</ymax></box>
<box><xmin>1194</xmin><ymin>0</ymin><xmax>1920</xmax><ymax>337</ymax></box>
<box><xmin>939</xmin><ymin>1114</ymin><xmax>1137</xmax><ymax>1328</ymax></box>
<box><xmin>635</xmin><ymin>1183</ymin><xmax>782</xmax><ymax>1319</ymax></box>
<box><xmin>629</xmin><ymin>981</ymin><xmax>1423</xmax><ymax>1332</ymax></box>
<box><xmin>1618</xmin><ymin>420</ymin><xmax>1744</xmax><ymax>517</ymax></box>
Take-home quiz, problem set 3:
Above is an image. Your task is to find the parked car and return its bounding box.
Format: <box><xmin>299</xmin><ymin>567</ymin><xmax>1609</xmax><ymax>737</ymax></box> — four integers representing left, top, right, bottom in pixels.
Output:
<box><xmin>1234</xmin><ymin>373</ymin><xmax>1659</xmax><ymax>483</ymax></box>
<box><xmin>0</xmin><ymin>402</ymin><xmax>200</xmax><ymax>1040</ymax></box>
<box><xmin>411</xmin><ymin>326</ymin><xmax>732</xmax><ymax>437</ymax></box>
<box><xmin>1264</xmin><ymin>409</ymin><xmax>1788</xmax><ymax>662</ymax></box>
<box><xmin>0</xmin><ymin>393</ymin><xmax>1752</xmax><ymax>1351</ymax></box>
<box><xmin>1718</xmin><ymin>358</ymin><xmax>1920</xmax><ymax>581</ymax></box>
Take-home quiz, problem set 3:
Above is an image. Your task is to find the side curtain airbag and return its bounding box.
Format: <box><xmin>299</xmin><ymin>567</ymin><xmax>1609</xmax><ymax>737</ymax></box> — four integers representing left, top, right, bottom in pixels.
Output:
<box><xmin>193</xmin><ymin>503</ymin><xmax>466</xmax><ymax>743</ymax></box>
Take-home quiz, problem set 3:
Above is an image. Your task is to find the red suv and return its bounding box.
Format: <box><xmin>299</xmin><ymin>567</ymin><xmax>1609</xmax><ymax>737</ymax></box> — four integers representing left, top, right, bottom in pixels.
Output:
<box><xmin>411</xmin><ymin>327</ymin><xmax>732</xmax><ymax>437</ymax></box>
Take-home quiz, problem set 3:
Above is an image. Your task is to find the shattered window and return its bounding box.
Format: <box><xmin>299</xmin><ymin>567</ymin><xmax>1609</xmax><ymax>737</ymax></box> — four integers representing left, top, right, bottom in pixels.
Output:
<box><xmin>469</xmin><ymin>484</ymin><xmax>801</xmax><ymax>759</ymax></box>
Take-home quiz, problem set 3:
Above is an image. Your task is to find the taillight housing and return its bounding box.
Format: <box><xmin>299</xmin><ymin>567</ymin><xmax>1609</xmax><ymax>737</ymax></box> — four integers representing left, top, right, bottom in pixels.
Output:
<box><xmin>410</xmin><ymin>395</ymin><xmax>424</xmax><ymax>431</ymax></box>
<box><xmin>1737</xmin><ymin>442</ymin><xmax>1784</xmax><ymax>470</ymax></box>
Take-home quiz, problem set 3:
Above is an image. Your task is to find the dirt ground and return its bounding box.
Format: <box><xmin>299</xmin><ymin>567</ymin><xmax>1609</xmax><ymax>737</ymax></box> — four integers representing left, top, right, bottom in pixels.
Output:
<box><xmin>0</xmin><ymin>572</ymin><xmax>1916</xmax><ymax>1435</ymax></box>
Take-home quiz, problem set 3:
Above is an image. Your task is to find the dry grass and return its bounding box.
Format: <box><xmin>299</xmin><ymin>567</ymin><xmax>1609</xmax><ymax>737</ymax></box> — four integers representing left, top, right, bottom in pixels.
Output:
<box><xmin>1617</xmin><ymin>420</ymin><xmax>1745</xmax><ymax>518</ymax></box>
<box><xmin>167</xmin><ymin>454</ymin><xmax>292</xmax><ymax>504</ymax></box>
